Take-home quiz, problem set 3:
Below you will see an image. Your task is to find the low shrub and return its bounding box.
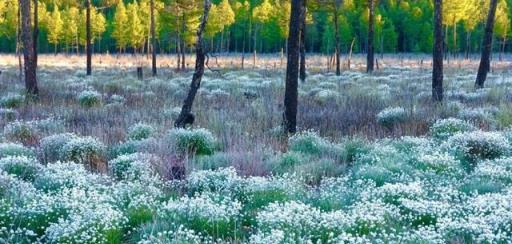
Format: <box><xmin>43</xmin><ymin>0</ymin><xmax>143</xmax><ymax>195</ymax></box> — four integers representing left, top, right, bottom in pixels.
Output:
<box><xmin>288</xmin><ymin>130</ymin><xmax>330</xmax><ymax>155</ymax></box>
<box><xmin>0</xmin><ymin>143</ymin><xmax>35</xmax><ymax>159</ymax></box>
<box><xmin>78</xmin><ymin>90</ymin><xmax>102</xmax><ymax>108</ymax></box>
<box><xmin>444</xmin><ymin>131</ymin><xmax>510</xmax><ymax>168</ymax></box>
<box><xmin>168</xmin><ymin>128</ymin><xmax>217</xmax><ymax>156</ymax></box>
<box><xmin>127</xmin><ymin>123</ymin><xmax>155</xmax><ymax>141</ymax></box>
<box><xmin>430</xmin><ymin>118</ymin><xmax>475</xmax><ymax>141</ymax></box>
<box><xmin>3</xmin><ymin>121</ymin><xmax>39</xmax><ymax>145</ymax></box>
<box><xmin>0</xmin><ymin>93</ymin><xmax>24</xmax><ymax>108</ymax></box>
<box><xmin>40</xmin><ymin>133</ymin><xmax>79</xmax><ymax>163</ymax></box>
<box><xmin>60</xmin><ymin>136</ymin><xmax>107</xmax><ymax>172</ymax></box>
<box><xmin>376</xmin><ymin>106</ymin><xmax>408</xmax><ymax>129</ymax></box>
<box><xmin>109</xmin><ymin>153</ymin><xmax>159</xmax><ymax>181</ymax></box>
<box><xmin>0</xmin><ymin>156</ymin><xmax>41</xmax><ymax>181</ymax></box>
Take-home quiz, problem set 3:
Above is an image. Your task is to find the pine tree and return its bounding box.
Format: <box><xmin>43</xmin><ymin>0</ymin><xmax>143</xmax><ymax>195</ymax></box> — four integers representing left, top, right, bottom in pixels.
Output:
<box><xmin>47</xmin><ymin>5</ymin><xmax>63</xmax><ymax>53</ymax></box>
<box><xmin>433</xmin><ymin>0</ymin><xmax>443</xmax><ymax>102</ymax></box>
<box><xmin>19</xmin><ymin>0</ymin><xmax>38</xmax><ymax>96</ymax></box>
<box><xmin>127</xmin><ymin>0</ymin><xmax>145</xmax><ymax>52</ymax></box>
<box><xmin>112</xmin><ymin>1</ymin><xmax>128</xmax><ymax>52</ymax></box>
<box><xmin>475</xmin><ymin>0</ymin><xmax>499</xmax><ymax>89</ymax></box>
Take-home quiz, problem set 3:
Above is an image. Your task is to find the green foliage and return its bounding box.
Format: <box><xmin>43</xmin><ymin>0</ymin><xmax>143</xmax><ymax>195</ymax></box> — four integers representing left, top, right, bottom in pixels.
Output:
<box><xmin>0</xmin><ymin>93</ymin><xmax>24</xmax><ymax>108</ymax></box>
<box><xmin>430</xmin><ymin>118</ymin><xmax>476</xmax><ymax>141</ymax></box>
<box><xmin>168</xmin><ymin>128</ymin><xmax>217</xmax><ymax>156</ymax></box>
<box><xmin>78</xmin><ymin>90</ymin><xmax>102</xmax><ymax>108</ymax></box>
<box><xmin>127</xmin><ymin>123</ymin><xmax>155</xmax><ymax>141</ymax></box>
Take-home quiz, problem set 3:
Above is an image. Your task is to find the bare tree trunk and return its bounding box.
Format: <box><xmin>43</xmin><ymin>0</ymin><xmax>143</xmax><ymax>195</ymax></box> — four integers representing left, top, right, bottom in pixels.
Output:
<box><xmin>348</xmin><ymin>38</ymin><xmax>355</xmax><ymax>70</ymax></box>
<box><xmin>283</xmin><ymin>0</ymin><xmax>304</xmax><ymax>134</ymax></box>
<box><xmin>465</xmin><ymin>31</ymin><xmax>471</xmax><ymax>60</ymax></box>
<box><xmin>475</xmin><ymin>0</ymin><xmax>498</xmax><ymax>89</ymax></box>
<box><xmin>334</xmin><ymin>1</ymin><xmax>341</xmax><ymax>76</ymax></box>
<box><xmin>299</xmin><ymin>0</ymin><xmax>306</xmax><ymax>82</ymax></box>
<box><xmin>17</xmin><ymin>6</ymin><xmax>23</xmax><ymax>83</ymax></box>
<box><xmin>150</xmin><ymin>0</ymin><xmax>157</xmax><ymax>76</ymax></box>
<box><xmin>367</xmin><ymin>0</ymin><xmax>374</xmax><ymax>73</ymax></box>
<box><xmin>86</xmin><ymin>0</ymin><xmax>92</xmax><ymax>75</ymax></box>
<box><xmin>176</xmin><ymin>34</ymin><xmax>181</xmax><ymax>71</ymax></box>
<box><xmin>20</xmin><ymin>0</ymin><xmax>38</xmax><ymax>96</ymax></box>
<box><xmin>432</xmin><ymin>0</ymin><xmax>443</xmax><ymax>102</ymax></box>
<box><xmin>175</xmin><ymin>0</ymin><xmax>212</xmax><ymax>128</ymax></box>
<box><xmin>33</xmin><ymin>0</ymin><xmax>38</xmax><ymax>67</ymax></box>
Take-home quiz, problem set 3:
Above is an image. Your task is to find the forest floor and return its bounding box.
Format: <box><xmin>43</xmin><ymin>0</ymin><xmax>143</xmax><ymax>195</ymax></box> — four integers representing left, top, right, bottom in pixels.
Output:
<box><xmin>0</xmin><ymin>54</ymin><xmax>512</xmax><ymax>243</ymax></box>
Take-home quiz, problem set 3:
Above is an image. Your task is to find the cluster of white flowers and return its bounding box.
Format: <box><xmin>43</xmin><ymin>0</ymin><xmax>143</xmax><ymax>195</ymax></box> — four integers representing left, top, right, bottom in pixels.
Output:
<box><xmin>443</xmin><ymin>130</ymin><xmax>511</xmax><ymax>161</ymax></box>
<box><xmin>127</xmin><ymin>123</ymin><xmax>155</xmax><ymax>141</ymax></box>
<box><xmin>430</xmin><ymin>118</ymin><xmax>475</xmax><ymax>140</ymax></box>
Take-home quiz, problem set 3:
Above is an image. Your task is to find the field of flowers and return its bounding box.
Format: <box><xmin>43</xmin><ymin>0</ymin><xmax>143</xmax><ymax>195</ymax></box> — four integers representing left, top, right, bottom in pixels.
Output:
<box><xmin>1</xmin><ymin>57</ymin><xmax>512</xmax><ymax>243</ymax></box>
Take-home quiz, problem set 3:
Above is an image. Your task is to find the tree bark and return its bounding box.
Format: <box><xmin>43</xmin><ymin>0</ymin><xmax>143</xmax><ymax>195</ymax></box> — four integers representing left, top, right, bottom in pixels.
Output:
<box><xmin>20</xmin><ymin>0</ymin><xmax>38</xmax><ymax>96</ymax></box>
<box><xmin>432</xmin><ymin>0</ymin><xmax>443</xmax><ymax>102</ymax></box>
<box><xmin>367</xmin><ymin>0</ymin><xmax>374</xmax><ymax>73</ymax></box>
<box><xmin>175</xmin><ymin>0</ymin><xmax>212</xmax><ymax>128</ymax></box>
<box><xmin>283</xmin><ymin>0</ymin><xmax>304</xmax><ymax>134</ymax></box>
<box><xmin>86</xmin><ymin>0</ymin><xmax>92</xmax><ymax>75</ymax></box>
<box><xmin>475</xmin><ymin>0</ymin><xmax>498</xmax><ymax>89</ymax></box>
<box><xmin>150</xmin><ymin>0</ymin><xmax>157</xmax><ymax>76</ymax></box>
<box><xmin>334</xmin><ymin>1</ymin><xmax>341</xmax><ymax>76</ymax></box>
<box><xmin>299</xmin><ymin>0</ymin><xmax>306</xmax><ymax>82</ymax></box>
<box><xmin>33</xmin><ymin>0</ymin><xmax>38</xmax><ymax>67</ymax></box>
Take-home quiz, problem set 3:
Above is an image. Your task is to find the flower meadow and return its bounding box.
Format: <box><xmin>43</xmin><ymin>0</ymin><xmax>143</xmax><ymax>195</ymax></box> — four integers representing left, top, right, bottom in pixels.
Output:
<box><xmin>1</xmin><ymin>58</ymin><xmax>512</xmax><ymax>243</ymax></box>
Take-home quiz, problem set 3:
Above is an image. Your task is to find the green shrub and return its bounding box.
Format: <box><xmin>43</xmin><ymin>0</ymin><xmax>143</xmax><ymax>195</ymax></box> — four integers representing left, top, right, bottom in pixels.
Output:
<box><xmin>0</xmin><ymin>108</ymin><xmax>17</xmax><ymax>121</ymax></box>
<box><xmin>127</xmin><ymin>123</ymin><xmax>155</xmax><ymax>141</ymax></box>
<box><xmin>193</xmin><ymin>152</ymin><xmax>232</xmax><ymax>170</ymax></box>
<box><xmin>40</xmin><ymin>133</ymin><xmax>79</xmax><ymax>163</ymax></box>
<box><xmin>0</xmin><ymin>156</ymin><xmax>41</xmax><ymax>181</ymax></box>
<box><xmin>444</xmin><ymin>131</ymin><xmax>510</xmax><ymax>169</ymax></box>
<box><xmin>108</xmin><ymin>153</ymin><xmax>158</xmax><ymax>181</ymax></box>
<box><xmin>0</xmin><ymin>142</ymin><xmax>35</xmax><ymax>159</ymax></box>
<box><xmin>78</xmin><ymin>90</ymin><xmax>102</xmax><ymax>108</ymax></box>
<box><xmin>3</xmin><ymin>121</ymin><xmax>39</xmax><ymax>145</ymax></box>
<box><xmin>430</xmin><ymin>118</ymin><xmax>475</xmax><ymax>141</ymax></box>
<box><xmin>377</xmin><ymin>106</ymin><xmax>408</xmax><ymax>129</ymax></box>
<box><xmin>289</xmin><ymin>130</ymin><xmax>330</xmax><ymax>155</ymax></box>
<box><xmin>340</xmin><ymin>138</ymin><xmax>370</xmax><ymax>164</ymax></box>
<box><xmin>60</xmin><ymin>136</ymin><xmax>107</xmax><ymax>171</ymax></box>
<box><xmin>0</xmin><ymin>93</ymin><xmax>24</xmax><ymax>108</ymax></box>
<box><xmin>168</xmin><ymin>128</ymin><xmax>217</xmax><ymax>156</ymax></box>
<box><xmin>109</xmin><ymin>138</ymin><xmax>158</xmax><ymax>158</ymax></box>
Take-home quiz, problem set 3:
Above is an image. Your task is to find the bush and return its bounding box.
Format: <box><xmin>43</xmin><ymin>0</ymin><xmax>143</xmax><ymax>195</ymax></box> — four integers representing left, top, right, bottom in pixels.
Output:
<box><xmin>109</xmin><ymin>138</ymin><xmax>158</xmax><ymax>158</ymax></box>
<box><xmin>193</xmin><ymin>152</ymin><xmax>232</xmax><ymax>170</ymax></box>
<box><xmin>0</xmin><ymin>143</ymin><xmax>35</xmax><ymax>159</ymax></box>
<box><xmin>3</xmin><ymin>121</ymin><xmax>39</xmax><ymax>145</ymax></box>
<box><xmin>60</xmin><ymin>136</ymin><xmax>107</xmax><ymax>172</ymax></box>
<box><xmin>40</xmin><ymin>133</ymin><xmax>79</xmax><ymax>163</ymax></box>
<box><xmin>168</xmin><ymin>128</ymin><xmax>217</xmax><ymax>156</ymax></box>
<box><xmin>444</xmin><ymin>131</ymin><xmax>510</xmax><ymax>167</ymax></box>
<box><xmin>109</xmin><ymin>153</ymin><xmax>159</xmax><ymax>181</ymax></box>
<box><xmin>0</xmin><ymin>108</ymin><xmax>17</xmax><ymax>121</ymax></box>
<box><xmin>78</xmin><ymin>90</ymin><xmax>102</xmax><ymax>108</ymax></box>
<box><xmin>0</xmin><ymin>93</ymin><xmax>24</xmax><ymax>108</ymax></box>
<box><xmin>377</xmin><ymin>106</ymin><xmax>408</xmax><ymax>129</ymax></box>
<box><xmin>0</xmin><ymin>156</ymin><xmax>41</xmax><ymax>181</ymax></box>
<box><xmin>128</xmin><ymin>123</ymin><xmax>155</xmax><ymax>141</ymax></box>
<box><xmin>288</xmin><ymin>130</ymin><xmax>330</xmax><ymax>155</ymax></box>
<box><xmin>430</xmin><ymin>118</ymin><xmax>475</xmax><ymax>141</ymax></box>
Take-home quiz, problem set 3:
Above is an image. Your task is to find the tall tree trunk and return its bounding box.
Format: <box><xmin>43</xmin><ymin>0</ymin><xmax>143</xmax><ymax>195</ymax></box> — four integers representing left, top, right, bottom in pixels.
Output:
<box><xmin>175</xmin><ymin>0</ymin><xmax>211</xmax><ymax>128</ymax></box>
<box><xmin>86</xmin><ymin>0</ymin><xmax>92</xmax><ymax>75</ymax></box>
<box><xmin>20</xmin><ymin>0</ymin><xmax>38</xmax><ymax>96</ymax></box>
<box><xmin>432</xmin><ymin>0</ymin><xmax>443</xmax><ymax>102</ymax></box>
<box><xmin>299</xmin><ymin>0</ymin><xmax>306</xmax><ymax>82</ymax></box>
<box><xmin>465</xmin><ymin>31</ymin><xmax>471</xmax><ymax>60</ymax></box>
<box><xmin>367</xmin><ymin>0</ymin><xmax>375</xmax><ymax>73</ymax></box>
<box><xmin>33</xmin><ymin>0</ymin><xmax>38</xmax><ymax>67</ymax></box>
<box><xmin>283</xmin><ymin>0</ymin><xmax>304</xmax><ymax>134</ymax></box>
<box><xmin>150</xmin><ymin>0</ymin><xmax>157</xmax><ymax>76</ymax></box>
<box><xmin>17</xmin><ymin>6</ymin><xmax>23</xmax><ymax>83</ymax></box>
<box><xmin>334</xmin><ymin>2</ymin><xmax>341</xmax><ymax>76</ymax></box>
<box><xmin>475</xmin><ymin>0</ymin><xmax>498</xmax><ymax>89</ymax></box>
<box><xmin>176</xmin><ymin>34</ymin><xmax>181</xmax><ymax>71</ymax></box>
